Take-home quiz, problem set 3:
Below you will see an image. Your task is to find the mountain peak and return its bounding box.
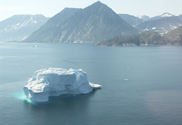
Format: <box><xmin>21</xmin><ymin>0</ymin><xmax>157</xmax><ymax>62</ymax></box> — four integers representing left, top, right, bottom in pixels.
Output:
<box><xmin>86</xmin><ymin>1</ymin><xmax>106</xmax><ymax>9</ymax></box>
<box><xmin>161</xmin><ymin>12</ymin><xmax>174</xmax><ymax>17</ymax></box>
<box><xmin>84</xmin><ymin>1</ymin><xmax>115</xmax><ymax>15</ymax></box>
<box><xmin>86</xmin><ymin>1</ymin><xmax>108</xmax><ymax>8</ymax></box>
<box><xmin>94</xmin><ymin>1</ymin><xmax>102</xmax><ymax>5</ymax></box>
<box><xmin>136</xmin><ymin>15</ymin><xmax>150</xmax><ymax>21</ymax></box>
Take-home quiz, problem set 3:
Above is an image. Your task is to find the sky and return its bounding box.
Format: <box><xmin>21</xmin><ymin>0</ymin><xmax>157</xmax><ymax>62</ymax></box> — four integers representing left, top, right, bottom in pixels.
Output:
<box><xmin>0</xmin><ymin>0</ymin><xmax>182</xmax><ymax>21</ymax></box>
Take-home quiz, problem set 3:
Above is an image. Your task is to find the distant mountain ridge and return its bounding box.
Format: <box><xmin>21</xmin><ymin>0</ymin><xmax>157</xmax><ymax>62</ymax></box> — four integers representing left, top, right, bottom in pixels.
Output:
<box><xmin>136</xmin><ymin>15</ymin><xmax>150</xmax><ymax>21</ymax></box>
<box><xmin>96</xmin><ymin>26</ymin><xmax>182</xmax><ymax>47</ymax></box>
<box><xmin>136</xmin><ymin>14</ymin><xmax>182</xmax><ymax>35</ymax></box>
<box><xmin>149</xmin><ymin>13</ymin><xmax>174</xmax><ymax>21</ymax></box>
<box><xmin>0</xmin><ymin>15</ymin><xmax>49</xmax><ymax>41</ymax></box>
<box><xmin>2</xmin><ymin>2</ymin><xmax>181</xmax><ymax>44</ymax></box>
<box><xmin>118</xmin><ymin>14</ymin><xmax>144</xmax><ymax>27</ymax></box>
<box><xmin>23</xmin><ymin>1</ymin><xmax>139</xmax><ymax>43</ymax></box>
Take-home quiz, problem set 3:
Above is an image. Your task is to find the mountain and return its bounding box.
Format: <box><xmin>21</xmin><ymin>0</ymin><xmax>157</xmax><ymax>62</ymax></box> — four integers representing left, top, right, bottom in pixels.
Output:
<box><xmin>136</xmin><ymin>15</ymin><xmax>150</xmax><ymax>21</ymax></box>
<box><xmin>23</xmin><ymin>8</ymin><xmax>82</xmax><ymax>43</ymax></box>
<box><xmin>118</xmin><ymin>14</ymin><xmax>144</xmax><ymax>27</ymax></box>
<box><xmin>149</xmin><ymin>13</ymin><xmax>174</xmax><ymax>21</ymax></box>
<box><xmin>163</xmin><ymin>26</ymin><xmax>182</xmax><ymax>45</ymax></box>
<box><xmin>135</xmin><ymin>15</ymin><xmax>182</xmax><ymax>35</ymax></box>
<box><xmin>24</xmin><ymin>1</ymin><xmax>139</xmax><ymax>43</ymax></box>
<box><xmin>0</xmin><ymin>15</ymin><xmax>49</xmax><ymax>41</ymax></box>
<box><xmin>96</xmin><ymin>32</ymin><xmax>166</xmax><ymax>46</ymax></box>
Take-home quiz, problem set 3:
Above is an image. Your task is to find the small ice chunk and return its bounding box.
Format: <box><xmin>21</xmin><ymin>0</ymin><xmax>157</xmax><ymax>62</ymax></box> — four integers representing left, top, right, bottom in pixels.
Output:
<box><xmin>23</xmin><ymin>68</ymin><xmax>101</xmax><ymax>102</ymax></box>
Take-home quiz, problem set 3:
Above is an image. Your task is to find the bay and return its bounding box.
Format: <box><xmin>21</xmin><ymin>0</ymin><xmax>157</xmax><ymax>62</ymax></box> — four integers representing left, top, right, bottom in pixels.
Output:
<box><xmin>0</xmin><ymin>42</ymin><xmax>182</xmax><ymax>125</ymax></box>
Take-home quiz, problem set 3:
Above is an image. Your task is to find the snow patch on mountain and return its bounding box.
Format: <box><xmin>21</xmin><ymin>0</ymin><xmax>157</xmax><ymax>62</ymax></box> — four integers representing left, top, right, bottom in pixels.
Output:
<box><xmin>136</xmin><ymin>15</ymin><xmax>150</xmax><ymax>21</ymax></box>
<box><xmin>161</xmin><ymin>13</ymin><xmax>173</xmax><ymax>17</ymax></box>
<box><xmin>23</xmin><ymin>36</ymin><xmax>28</xmax><ymax>40</ymax></box>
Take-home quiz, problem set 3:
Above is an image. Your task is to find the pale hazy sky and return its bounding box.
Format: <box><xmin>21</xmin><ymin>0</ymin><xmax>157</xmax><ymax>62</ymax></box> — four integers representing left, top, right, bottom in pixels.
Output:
<box><xmin>0</xmin><ymin>0</ymin><xmax>182</xmax><ymax>21</ymax></box>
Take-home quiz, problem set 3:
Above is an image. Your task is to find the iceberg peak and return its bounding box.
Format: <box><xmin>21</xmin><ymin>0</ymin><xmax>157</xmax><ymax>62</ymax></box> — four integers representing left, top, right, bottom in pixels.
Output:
<box><xmin>23</xmin><ymin>68</ymin><xmax>101</xmax><ymax>102</ymax></box>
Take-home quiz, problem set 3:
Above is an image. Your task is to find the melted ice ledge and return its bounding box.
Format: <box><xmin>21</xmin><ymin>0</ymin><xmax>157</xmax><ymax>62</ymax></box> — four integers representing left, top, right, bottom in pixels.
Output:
<box><xmin>23</xmin><ymin>68</ymin><xmax>101</xmax><ymax>102</ymax></box>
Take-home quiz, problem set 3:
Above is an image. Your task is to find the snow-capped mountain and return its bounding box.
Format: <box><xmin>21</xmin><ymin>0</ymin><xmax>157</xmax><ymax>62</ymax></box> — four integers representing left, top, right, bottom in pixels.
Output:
<box><xmin>149</xmin><ymin>12</ymin><xmax>174</xmax><ymax>21</ymax></box>
<box><xmin>136</xmin><ymin>14</ymin><xmax>182</xmax><ymax>35</ymax></box>
<box><xmin>0</xmin><ymin>15</ymin><xmax>49</xmax><ymax>41</ymax></box>
<box><xmin>136</xmin><ymin>15</ymin><xmax>150</xmax><ymax>21</ymax></box>
<box><xmin>161</xmin><ymin>13</ymin><xmax>174</xmax><ymax>17</ymax></box>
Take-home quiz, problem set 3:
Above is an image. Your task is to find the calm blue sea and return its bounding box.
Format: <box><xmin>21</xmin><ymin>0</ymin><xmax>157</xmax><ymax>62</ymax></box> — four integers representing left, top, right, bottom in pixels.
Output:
<box><xmin>0</xmin><ymin>42</ymin><xmax>182</xmax><ymax>125</ymax></box>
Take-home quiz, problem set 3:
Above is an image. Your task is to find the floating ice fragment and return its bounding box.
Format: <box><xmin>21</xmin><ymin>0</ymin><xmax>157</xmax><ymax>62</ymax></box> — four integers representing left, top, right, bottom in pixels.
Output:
<box><xmin>23</xmin><ymin>68</ymin><xmax>101</xmax><ymax>102</ymax></box>
<box><xmin>32</xmin><ymin>45</ymin><xmax>38</xmax><ymax>47</ymax></box>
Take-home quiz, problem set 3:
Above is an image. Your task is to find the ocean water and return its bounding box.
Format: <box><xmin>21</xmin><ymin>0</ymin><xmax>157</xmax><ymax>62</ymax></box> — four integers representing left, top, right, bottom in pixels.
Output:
<box><xmin>0</xmin><ymin>42</ymin><xmax>182</xmax><ymax>125</ymax></box>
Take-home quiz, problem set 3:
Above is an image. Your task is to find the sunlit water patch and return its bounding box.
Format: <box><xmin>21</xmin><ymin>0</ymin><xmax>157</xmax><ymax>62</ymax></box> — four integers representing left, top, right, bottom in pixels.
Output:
<box><xmin>12</xmin><ymin>91</ymin><xmax>36</xmax><ymax>105</ymax></box>
<box><xmin>124</xmin><ymin>79</ymin><xmax>129</xmax><ymax>81</ymax></box>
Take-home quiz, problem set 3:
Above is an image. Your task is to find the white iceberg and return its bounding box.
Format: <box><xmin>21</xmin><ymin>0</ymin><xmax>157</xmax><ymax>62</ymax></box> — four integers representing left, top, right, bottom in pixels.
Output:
<box><xmin>23</xmin><ymin>68</ymin><xmax>101</xmax><ymax>102</ymax></box>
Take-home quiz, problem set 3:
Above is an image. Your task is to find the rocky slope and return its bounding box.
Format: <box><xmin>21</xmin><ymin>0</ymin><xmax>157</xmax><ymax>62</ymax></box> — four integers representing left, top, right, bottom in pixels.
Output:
<box><xmin>163</xmin><ymin>26</ymin><xmax>182</xmax><ymax>45</ymax></box>
<box><xmin>96</xmin><ymin>32</ymin><xmax>166</xmax><ymax>46</ymax></box>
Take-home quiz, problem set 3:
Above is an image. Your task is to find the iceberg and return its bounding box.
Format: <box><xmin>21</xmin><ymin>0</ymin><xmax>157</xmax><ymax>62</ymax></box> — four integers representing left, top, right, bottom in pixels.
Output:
<box><xmin>23</xmin><ymin>68</ymin><xmax>101</xmax><ymax>102</ymax></box>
